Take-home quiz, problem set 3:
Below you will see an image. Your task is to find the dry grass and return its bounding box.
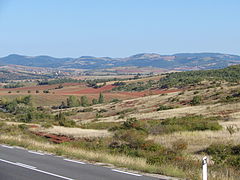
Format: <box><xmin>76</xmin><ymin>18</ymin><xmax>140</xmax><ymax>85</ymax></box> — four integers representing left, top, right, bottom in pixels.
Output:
<box><xmin>0</xmin><ymin>134</ymin><xmax>183</xmax><ymax>179</ymax></box>
<box><xmin>148</xmin><ymin>123</ymin><xmax>240</xmax><ymax>153</ymax></box>
<box><xmin>36</xmin><ymin>126</ymin><xmax>112</xmax><ymax>138</ymax></box>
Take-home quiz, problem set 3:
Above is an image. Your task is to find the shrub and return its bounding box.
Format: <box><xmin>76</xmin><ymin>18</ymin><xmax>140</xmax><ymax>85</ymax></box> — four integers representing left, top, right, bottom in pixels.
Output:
<box><xmin>113</xmin><ymin>129</ymin><xmax>147</xmax><ymax>149</ymax></box>
<box><xmin>43</xmin><ymin>90</ymin><xmax>49</xmax><ymax>93</ymax></box>
<box><xmin>206</xmin><ymin>143</ymin><xmax>231</xmax><ymax>164</ymax></box>
<box><xmin>157</xmin><ymin>105</ymin><xmax>174</xmax><ymax>111</ymax></box>
<box><xmin>18</xmin><ymin>124</ymin><xmax>28</xmax><ymax>130</ymax></box>
<box><xmin>110</xmin><ymin>98</ymin><xmax>121</xmax><ymax>103</ymax></box>
<box><xmin>190</xmin><ymin>96</ymin><xmax>202</xmax><ymax>105</ymax></box>
<box><xmin>59</xmin><ymin>119</ymin><xmax>76</xmax><ymax>127</ymax></box>
<box><xmin>92</xmin><ymin>98</ymin><xmax>98</xmax><ymax>105</ymax></box>
<box><xmin>149</xmin><ymin>116</ymin><xmax>222</xmax><ymax>134</ymax></box>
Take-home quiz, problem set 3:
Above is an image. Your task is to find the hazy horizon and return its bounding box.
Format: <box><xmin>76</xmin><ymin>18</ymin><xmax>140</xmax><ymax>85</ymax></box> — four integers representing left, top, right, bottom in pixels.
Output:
<box><xmin>1</xmin><ymin>0</ymin><xmax>239</xmax><ymax>58</ymax></box>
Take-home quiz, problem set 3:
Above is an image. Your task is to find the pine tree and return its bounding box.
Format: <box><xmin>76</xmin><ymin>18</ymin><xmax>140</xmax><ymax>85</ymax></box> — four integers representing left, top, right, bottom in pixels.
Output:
<box><xmin>98</xmin><ymin>93</ymin><xmax>104</xmax><ymax>104</ymax></box>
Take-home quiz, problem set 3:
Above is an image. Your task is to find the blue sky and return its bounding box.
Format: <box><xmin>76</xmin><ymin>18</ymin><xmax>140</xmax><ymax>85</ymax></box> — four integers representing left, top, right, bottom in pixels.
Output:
<box><xmin>0</xmin><ymin>0</ymin><xmax>239</xmax><ymax>57</ymax></box>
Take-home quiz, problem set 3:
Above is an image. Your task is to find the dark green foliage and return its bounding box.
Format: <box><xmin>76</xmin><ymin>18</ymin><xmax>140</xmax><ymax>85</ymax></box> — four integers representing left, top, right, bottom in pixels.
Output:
<box><xmin>43</xmin><ymin>90</ymin><xmax>49</xmax><ymax>93</ymax></box>
<box><xmin>113</xmin><ymin>81</ymin><xmax>126</xmax><ymax>86</ymax></box>
<box><xmin>79</xmin><ymin>108</ymin><xmax>94</xmax><ymax>112</ymax></box>
<box><xmin>59</xmin><ymin>119</ymin><xmax>76</xmax><ymax>127</ymax></box>
<box><xmin>38</xmin><ymin>78</ymin><xmax>81</xmax><ymax>85</ymax></box>
<box><xmin>110</xmin><ymin>98</ymin><xmax>121</xmax><ymax>103</ymax></box>
<box><xmin>98</xmin><ymin>93</ymin><xmax>104</xmax><ymax>104</ymax></box>
<box><xmin>205</xmin><ymin>143</ymin><xmax>240</xmax><ymax>167</ymax></box>
<box><xmin>157</xmin><ymin>105</ymin><xmax>174</xmax><ymax>111</ymax></box>
<box><xmin>92</xmin><ymin>98</ymin><xmax>98</xmax><ymax>105</ymax></box>
<box><xmin>87</xmin><ymin>81</ymin><xmax>106</xmax><ymax>88</ymax></box>
<box><xmin>190</xmin><ymin>96</ymin><xmax>202</xmax><ymax>105</ymax></box>
<box><xmin>112</xmin><ymin>80</ymin><xmax>156</xmax><ymax>92</ymax></box>
<box><xmin>162</xmin><ymin>116</ymin><xmax>222</xmax><ymax>131</ymax></box>
<box><xmin>67</xmin><ymin>96</ymin><xmax>80</xmax><ymax>108</ymax></box>
<box><xmin>55</xmin><ymin>84</ymin><xmax>64</xmax><ymax>89</ymax></box>
<box><xmin>111</xmin><ymin>65</ymin><xmax>240</xmax><ymax>92</ymax></box>
<box><xmin>80</xmin><ymin>96</ymin><xmax>89</xmax><ymax>107</ymax></box>
<box><xmin>149</xmin><ymin>116</ymin><xmax>222</xmax><ymax>134</ymax></box>
<box><xmin>116</xmin><ymin>108</ymin><xmax>136</xmax><ymax>115</ymax></box>
<box><xmin>159</xmin><ymin>65</ymin><xmax>240</xmax><ymax>88</ymax></box>
<box><xmin>55</xmin><ymin>111</ymin><xmax>76</xmax><ymax>127</ymax></box>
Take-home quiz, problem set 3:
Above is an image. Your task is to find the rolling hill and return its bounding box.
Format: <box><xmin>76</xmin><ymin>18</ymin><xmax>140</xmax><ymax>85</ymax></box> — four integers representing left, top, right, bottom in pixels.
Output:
<box><xmin>1</xmin><ymin>53</ymin><xmax>240</xmax><ymax>70</ymax></box>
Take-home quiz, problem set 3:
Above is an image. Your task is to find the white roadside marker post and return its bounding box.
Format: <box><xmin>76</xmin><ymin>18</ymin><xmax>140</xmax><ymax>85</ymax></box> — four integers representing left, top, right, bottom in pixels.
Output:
<box><xmin>202</xmin><ymin>156</ymin><xmax>208</xmax><ymax>180</ymax></box>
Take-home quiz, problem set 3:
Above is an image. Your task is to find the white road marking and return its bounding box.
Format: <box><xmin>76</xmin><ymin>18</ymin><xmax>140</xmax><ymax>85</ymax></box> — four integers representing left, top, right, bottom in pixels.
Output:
<box><xmin>32</xmin><ymin>169</ymin><xmax>74</xmax><ymax>180</ymax></box>
<box><xmin>28</xmin><ymin>150</ymin><xmax>45</xmax><ymax>156</ymax></box>
<box><xmin>64</xmin><ymin>158</ymin><xmax>86</xmax><ymax>164</ymax></box>
<box><xmin>1</xmin><ymin>145</ymin><xmax>14</xmax><ymax>149</ymax></box>
<box><xmin>15</xmin><ymin>146</ymin><xmax>25</xmax><ymax>150</ymax></box>
<box><xmin>0</xmin><ymin>158</ymin><xmax>74</xmax><ymax>180</ymax></box>
<box><xmin>15</xmin><ymin>162</ymin><xmax>36</xmax><ymax>169</ymax></box>
<box><xmin>112</xmin><ymin>169</ymin><xmax>142</xmax><ymax>177</ymax></box>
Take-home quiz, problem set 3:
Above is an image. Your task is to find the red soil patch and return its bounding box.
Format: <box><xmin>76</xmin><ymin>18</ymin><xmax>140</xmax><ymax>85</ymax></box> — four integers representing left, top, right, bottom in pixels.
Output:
<box><xmin>28</xmin><ymin>125</ymin><xmax>39</xmax><ymax>128</ymax></box>
<box><xmin>32</xmin><ymin>131</ymin><xmax>73</xmax><ymax>143</ymax></box>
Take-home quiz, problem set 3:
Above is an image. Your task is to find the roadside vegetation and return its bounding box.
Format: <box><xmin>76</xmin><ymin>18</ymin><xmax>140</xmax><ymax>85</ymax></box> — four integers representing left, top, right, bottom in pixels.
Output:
<box><xmin>2</xmin><ymin>65</ymin><xmax>240</xmax><ymax>179</ymax></box>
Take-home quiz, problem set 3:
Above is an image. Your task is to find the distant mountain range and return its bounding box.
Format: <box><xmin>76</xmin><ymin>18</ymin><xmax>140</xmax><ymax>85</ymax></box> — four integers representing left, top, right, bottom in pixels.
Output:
<box><xmin>1</xmin><ymin>53</ymin><xmax>240</xmax><ymax>70</ymax></box>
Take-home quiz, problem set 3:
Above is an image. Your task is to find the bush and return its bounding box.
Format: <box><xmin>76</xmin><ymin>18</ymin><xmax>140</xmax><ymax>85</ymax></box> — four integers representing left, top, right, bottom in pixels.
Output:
<box><xmin>157</xmin><ymin>105</ymin><xmax>174</xmax><ymax>111</ymax></box>
<box><xmin>190</xmin><ymin>96</ymin><xmax>202</xmax><ymax>105</ymax></box>
<box><xmin>206</xmin><ymin>143</ymin><xmax>231</xmax><ymax>164</ymax></box>
<box><xmin>113</xmin><ymin>129</ymin><xmax>147</xmax><ymax>149</ymax></box>
<box><xmin>59</xmin><ymin>119</ymin><xmax>76</xmax><ymax>127</ymax></box>
<box><xmin>110</xmin><ymin>98</ymin><xmax>121</xmax><ymax>103</ymax></box>
<box><xmin>43</xmin><ymin>90</ymin><xmax>49</xmax><ymax>93</ymax></box>
<box><xmin>149</xmin><ymin>116</ymin><xmax>222</xmax><ymax>134</ymax></box>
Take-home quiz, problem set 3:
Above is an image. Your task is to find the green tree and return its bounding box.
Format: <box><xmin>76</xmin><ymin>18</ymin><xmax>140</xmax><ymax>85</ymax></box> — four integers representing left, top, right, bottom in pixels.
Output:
<box><xmin>67</xmin><ymin>96</ymin><xmax>80</xmax><ymax>108</ymax></box>
<box><xmin>80</xmin><ymin>96</ymin><xmax>89</xmax><ymax>107</ymax></box>
<box><xmin>98</xmin><ymin>93</ymin><xmax>104</xmax><ymax>104</ymax></box>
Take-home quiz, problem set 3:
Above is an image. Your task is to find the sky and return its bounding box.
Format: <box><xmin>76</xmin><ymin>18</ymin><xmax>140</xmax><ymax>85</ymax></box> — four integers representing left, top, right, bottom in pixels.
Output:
<box><xmin>0</xmin><ymin>0</ymin><xmax>240</xmax><ymax>58</ymax></box>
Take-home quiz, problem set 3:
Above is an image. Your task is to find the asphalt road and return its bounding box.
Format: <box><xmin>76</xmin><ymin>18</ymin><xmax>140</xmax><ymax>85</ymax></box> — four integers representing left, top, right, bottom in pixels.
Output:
<box><xmin>0</xmin><ymin>145</ymin><xmax>168</xmax><ymax>180</ymax></box>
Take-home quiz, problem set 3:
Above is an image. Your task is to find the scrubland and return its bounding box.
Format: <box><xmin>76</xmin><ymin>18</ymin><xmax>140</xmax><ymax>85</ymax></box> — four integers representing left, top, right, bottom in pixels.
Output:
<box><xmin>2</xmin><ymin>69</ymin><xmax>240</xmax><ymax>179</ymax></box>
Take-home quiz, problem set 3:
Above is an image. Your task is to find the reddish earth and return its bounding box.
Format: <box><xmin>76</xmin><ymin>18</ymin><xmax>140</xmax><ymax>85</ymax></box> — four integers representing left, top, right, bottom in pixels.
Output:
<box><xmin>32</xmin><ymin>131</ymin><xmax>73</xmax><ymax>143</ymax></box>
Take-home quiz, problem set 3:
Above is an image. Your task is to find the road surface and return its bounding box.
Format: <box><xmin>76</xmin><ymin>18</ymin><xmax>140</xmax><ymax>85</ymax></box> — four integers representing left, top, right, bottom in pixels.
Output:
<box><xmin>0</xmin><ymin>144</ymin><xmax>168</xmax><ymax>180</ymax></box>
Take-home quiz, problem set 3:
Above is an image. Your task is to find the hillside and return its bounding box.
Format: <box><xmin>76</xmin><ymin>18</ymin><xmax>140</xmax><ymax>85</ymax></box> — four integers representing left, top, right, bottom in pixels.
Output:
<box><xmin>1</xmin><ymin>52</ymin><xmax>240</xmax><ymax>70</ymax></box>
<box><xmin>2</xmin><ymin>64</ymin><xmax>240</xmax><ymax>179</ymax></box>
